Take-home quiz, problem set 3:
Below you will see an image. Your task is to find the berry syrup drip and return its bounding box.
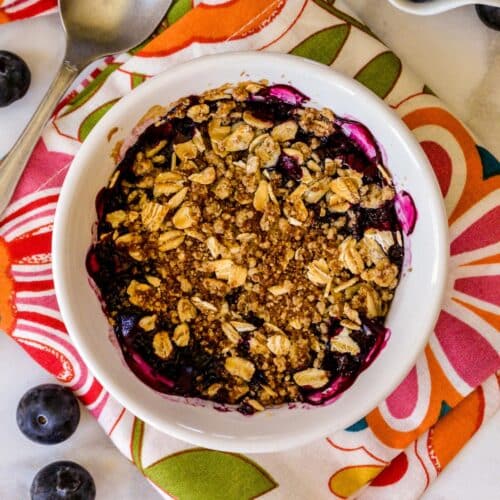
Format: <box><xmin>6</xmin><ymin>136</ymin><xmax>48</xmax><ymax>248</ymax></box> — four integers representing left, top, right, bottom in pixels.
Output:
<box><xmin>322</xmin><ymin>120</ymin><xmax>382</xmax><ymax>183</ymax></box>
<box><xmin>87</xmin><ymin>83</ymin><xmax>415</xmax><ymax>410</ymax></box>
<box><xmin>304</xmin><ymin>318</ymin><xmax>390</xmax><ymax>405</ymax></box>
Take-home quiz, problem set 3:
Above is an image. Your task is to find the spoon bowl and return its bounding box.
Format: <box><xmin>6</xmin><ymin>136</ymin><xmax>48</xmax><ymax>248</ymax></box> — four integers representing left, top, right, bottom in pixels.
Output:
<box><xmin>60</xmin><ymin>0</ymin><xmax>169</xmax><ymax>68</ymax></box>
<box><xmin>0</xmin><ymin>0</ymin><xmax>172</xmax><ymax>216</ymax></box>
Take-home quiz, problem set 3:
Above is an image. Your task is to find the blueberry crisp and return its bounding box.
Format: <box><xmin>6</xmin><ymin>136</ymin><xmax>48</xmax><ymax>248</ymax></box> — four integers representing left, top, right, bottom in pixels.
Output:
<box><xmin>87</xmin><ymin>81</ymin><xmax>405</xmax><ymax>413</ymax></box>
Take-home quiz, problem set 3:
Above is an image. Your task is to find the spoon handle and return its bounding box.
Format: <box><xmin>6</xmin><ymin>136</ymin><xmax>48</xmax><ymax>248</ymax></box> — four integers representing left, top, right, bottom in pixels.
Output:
<box><xmin>0</xmin><ymin>61</ymin><xmax>78</xmax><ymax>216</ymax></box>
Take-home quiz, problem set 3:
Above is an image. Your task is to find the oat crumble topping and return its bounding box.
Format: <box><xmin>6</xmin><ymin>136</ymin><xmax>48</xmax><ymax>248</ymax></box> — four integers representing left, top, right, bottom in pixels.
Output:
<box><xmin>87</xmin><ymin>81</ymin><xmax>404</xmax><ymax>413</ymax></box>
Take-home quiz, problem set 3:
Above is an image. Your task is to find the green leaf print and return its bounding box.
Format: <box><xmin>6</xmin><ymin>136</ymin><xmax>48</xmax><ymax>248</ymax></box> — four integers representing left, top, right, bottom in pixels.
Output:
<box><xmin>131</xmin><ymin>418</ymin><xmax>145</xmax><ymax>471</ymax></box>
<box><xmin>61</xmin><ymin>64</ymin><xmax>120</xmax><ymax>117</ymax></box>
<box><xmin>143</xmin><ymin>449</ymin><xmax>277</xmax><ymax>500</ymax></box>
<box><xmin>423</xmin><ymin>84</ymin><xmax>436</xmax><ymax>96</ymax></box>
<box><xmin>131</xmin><ymin>73</ymin><xmax>147</xmax><ymax>89</ymax></box>
<box><xmin>167</xmin><ymin>0</ymin><xmax>193</xmax><ymax>26</ymax></box>
<box><xmin>290</xmin><ymin>24</ymin><xmax>350</xmax><ymax>65</ymax></box>
<box><xmin>355</xmin><ymin>51</ymin><xmax>402</xmax><ymax>99</ymax></box>
<box><xmin>78</xmin><ymin>99</ymin><xmax>119</xmax><ymax>142</ymax></box>
<box><xmin>313</xmin><ymin>0</ymin><xmax>379</xmax><ymax>39</ymax></box>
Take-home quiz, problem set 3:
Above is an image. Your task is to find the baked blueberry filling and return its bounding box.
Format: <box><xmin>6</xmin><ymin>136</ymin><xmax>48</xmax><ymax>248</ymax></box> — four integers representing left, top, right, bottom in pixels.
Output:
<box><xmin>87</xmin><ymin>81</ymin><xmax>413</xmax><ymax>413</ymax></box>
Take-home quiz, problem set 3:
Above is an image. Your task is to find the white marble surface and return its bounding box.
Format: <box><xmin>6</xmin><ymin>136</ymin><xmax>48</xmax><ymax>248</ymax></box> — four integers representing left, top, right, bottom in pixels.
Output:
<box><xmin>351</xmin><ymin>0</ymin><xmax>500</xmax><ymax>158</ymax></box>
<box><xmin>0</xmin><ymin>3</ymin><xmax>499</xmax><ymax>499</ymax></box>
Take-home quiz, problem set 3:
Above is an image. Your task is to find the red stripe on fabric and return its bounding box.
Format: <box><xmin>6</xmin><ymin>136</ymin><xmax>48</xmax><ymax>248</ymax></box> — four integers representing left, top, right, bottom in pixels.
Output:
<box><xmin>17</xmin><ymin>310</ymin><xmax>66</xmax><ymax>332</ymax></box>
<box><xmin>0</xmin><ymin>194</ymin><xmax>58</xmax><ymax>229</ymax></box>
<box><xmin>8</xmin><ymin>0</ymin><xmax>56</xmax><ymax>20</ymax></box>
<box><xmin>15</xmin><ymin>279</ymin><xmax>53</xmax><ymax>293</ymax></box>
<box><xmin>53</xmin><ymin>90</ymin><xmax>79</xmax><ymax>116</ymax></box>
<box><xmin>79</xmin><ymin>378</ymin><xmax>103</xmax><ymax>406</ymax></box>
<box><xmin>90</xmin><ymin>391</ymin><xmax>109</xmax><ymax>418</ymax></box>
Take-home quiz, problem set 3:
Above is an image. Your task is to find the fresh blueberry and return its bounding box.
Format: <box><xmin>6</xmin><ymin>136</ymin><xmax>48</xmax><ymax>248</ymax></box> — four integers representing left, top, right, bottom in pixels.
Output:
<box><xmin>30</xmin><ymin>461</ymin><xmax>96</xmax><ymax>500</ymax></box>
<box><xmin>475</xmin><ymin>6</ymin><xmax>500</xmax><ymax>30</ymax></box>
<box><xmin>16</xmin><ymin>384</ymin><xmax>80</xmax><ymax>444</ymax></box>
<box><xmin>0</xmin><ymin>50</ymin><xmax>31</xmax><ymax>107</ymax></box>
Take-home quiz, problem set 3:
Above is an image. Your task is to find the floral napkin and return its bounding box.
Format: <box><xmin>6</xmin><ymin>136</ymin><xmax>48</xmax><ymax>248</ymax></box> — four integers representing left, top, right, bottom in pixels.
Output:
<box><xmin>1</xmin><ymin>0</ymin><xmax>499</xmax><ymax>498</ymax></box>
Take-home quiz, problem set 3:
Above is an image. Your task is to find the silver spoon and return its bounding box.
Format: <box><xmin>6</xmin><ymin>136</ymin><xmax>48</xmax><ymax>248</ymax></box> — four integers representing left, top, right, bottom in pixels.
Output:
<box><xmin>0</xmin><ymin>0</ymin><xmax>172</xmax><ymax>215</ymax></box>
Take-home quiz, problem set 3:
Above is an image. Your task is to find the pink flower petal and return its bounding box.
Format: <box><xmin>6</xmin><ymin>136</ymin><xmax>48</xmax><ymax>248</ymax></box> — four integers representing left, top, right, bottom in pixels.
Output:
<box><xmin>385</xmin><ymin>366</ymin><xmax>418</xmax><ymax>419</ymax></box>
<box><xmin>450</xmin><ymin>206</ymin><xmax>500</xmax><ymax>256</ymax></box>
<box><xmin>454</xmin><ymin>276</ymin><xmax>500</xmax><ymax>307</ymax></box>
<box><xmin>434</xmin><ymin>310</ymin><xmax>500</xmax><ymax>387</ymax></box>
<box><xmin>13</xmin><ymin>139</ymin><xmax>73</xmax><ymax>202</ymax></box>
